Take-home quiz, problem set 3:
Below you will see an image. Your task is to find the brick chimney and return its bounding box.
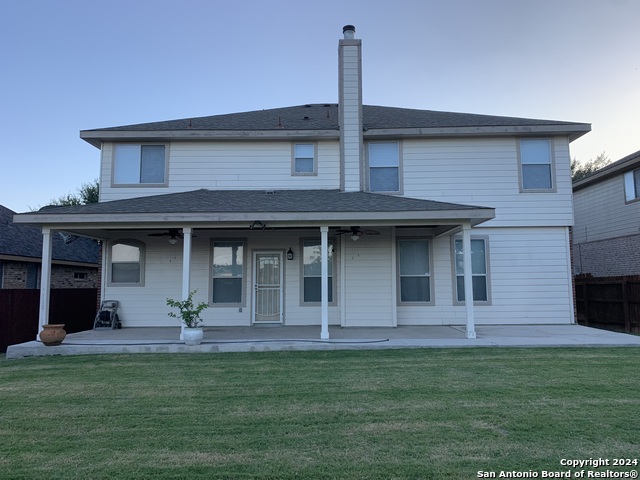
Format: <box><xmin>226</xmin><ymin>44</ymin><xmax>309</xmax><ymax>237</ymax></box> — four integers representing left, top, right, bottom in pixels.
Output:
<box><xmin>338</xmin><ymin>25</ymin><xmax>363</xmax><ymax>192</ymax></box>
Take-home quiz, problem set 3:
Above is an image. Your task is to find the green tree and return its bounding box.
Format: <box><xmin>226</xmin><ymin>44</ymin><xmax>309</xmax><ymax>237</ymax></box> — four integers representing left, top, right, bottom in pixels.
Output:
<box><xmin>48</xmin><ymin>179</ymin><xmax>99</xmax><ymax>206</ymax></box>
<box><xmin>571</xmin><ymin>152</ymin><xmax>611</xmax><ymax>182</ymax></box>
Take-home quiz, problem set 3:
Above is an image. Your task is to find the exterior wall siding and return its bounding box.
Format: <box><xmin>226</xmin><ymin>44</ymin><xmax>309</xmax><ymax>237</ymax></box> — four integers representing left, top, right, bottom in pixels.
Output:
<box><xmin>100</xmin><ymin>141</ymin><xmax>341</xmax><ymax>202</ymax></box>
<box><xmin>573</xmin><ymin>175</ymin><xmax>640</xmax><ymax>244</ymax></box>
<box><xmin>397</xmin><ymin>226</ymin><xmax>574</xmax><ymax>325</ymax></box>
<box><xmin>401</xmin><ymin>136</ymin><xmax>574</xmax><ymax>227</ymax></box>
<box><xmin>103</xmin><ymin>226</ymin><xmax>573</xmax><ymax>327</ymax></box>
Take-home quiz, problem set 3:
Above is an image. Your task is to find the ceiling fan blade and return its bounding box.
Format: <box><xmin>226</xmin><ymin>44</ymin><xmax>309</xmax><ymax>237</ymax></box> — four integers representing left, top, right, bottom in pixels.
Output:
<box><xmin>362</xmin><ymin>228</ymin><xmax>380</xmax><ymax>235</ymax></box>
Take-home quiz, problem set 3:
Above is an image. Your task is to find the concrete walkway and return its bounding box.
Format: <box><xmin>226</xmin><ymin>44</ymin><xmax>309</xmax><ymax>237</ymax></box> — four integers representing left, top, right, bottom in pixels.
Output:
<box><xmin>6</xmin><ymin>324</ymin><xmax>640</xmax><ymax>359</ymax></box>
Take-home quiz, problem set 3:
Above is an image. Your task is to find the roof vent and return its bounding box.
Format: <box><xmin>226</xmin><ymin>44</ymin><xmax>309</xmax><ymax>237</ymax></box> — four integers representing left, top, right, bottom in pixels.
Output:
<box><xmin>265</xmin><ymin>190</ymin><xmax>276</xmax><ymax>194</ymax></box>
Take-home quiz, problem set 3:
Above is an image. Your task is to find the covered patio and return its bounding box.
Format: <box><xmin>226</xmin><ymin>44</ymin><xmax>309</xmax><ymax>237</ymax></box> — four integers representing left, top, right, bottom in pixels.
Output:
<box><xmin>14</xmin><ymin>189</ymin><xmax>497</xmax><ymax>341</ymax></box>
<box><xmin>6</xmin><ymin>324</ymin><xmax>640</xmax><ymax>359</ymax></box>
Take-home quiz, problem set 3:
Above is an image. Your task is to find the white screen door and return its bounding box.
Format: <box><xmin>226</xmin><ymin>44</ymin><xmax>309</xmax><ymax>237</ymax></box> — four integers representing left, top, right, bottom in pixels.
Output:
<box><xmin>253</xmin><ymin>252</ymin><xmax>283</xmax><ymax>323</ymax></box>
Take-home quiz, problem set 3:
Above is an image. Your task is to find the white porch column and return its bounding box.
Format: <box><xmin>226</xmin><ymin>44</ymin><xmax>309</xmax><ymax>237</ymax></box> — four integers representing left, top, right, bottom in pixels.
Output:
<box><xmin>462</xmin><ymin>223</ymin><xmax>476</xmax><ymax>339</ymax></box>
<box><xmin>37</xmin><ymin>228</ymin><xmax>53</xmax><ymax>341</ymax></box>
<box><xmin>180</xmin><ymin>227</ymin><xmax>193</xmax><ymax>341</ymax></box>
<box><xmin>320</xmin><ymin>226</ymin><xmax>329</xmax><ymax>340</ymax></box>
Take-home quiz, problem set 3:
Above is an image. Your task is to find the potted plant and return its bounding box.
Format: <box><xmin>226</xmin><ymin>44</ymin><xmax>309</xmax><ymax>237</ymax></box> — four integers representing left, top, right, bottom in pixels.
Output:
<box><xmin>166</xmin><ymin>290</ymin><xmax>208</xmax><ymax>345</ymax></box>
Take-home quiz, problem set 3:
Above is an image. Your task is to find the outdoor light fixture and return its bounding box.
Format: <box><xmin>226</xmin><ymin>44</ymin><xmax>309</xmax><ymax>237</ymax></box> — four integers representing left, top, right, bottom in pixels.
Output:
<box><xmin>168</xmin><ymin>237</ymin><xmax>178</xmax><ymax>245</ymax></box>
<box><xmin>287</xmin><ymin>248</ymin><xmax>294</xmax><ymax>260</ymax></box>
<box><xmin>250</xmin><ymin>221</ymin><xmax>265</xmax><ymax>230</ymax></box>
<box><xmin>350</xmin><ymin>233</ymin><xmax>360</xmax><ymax>241</ymax></box>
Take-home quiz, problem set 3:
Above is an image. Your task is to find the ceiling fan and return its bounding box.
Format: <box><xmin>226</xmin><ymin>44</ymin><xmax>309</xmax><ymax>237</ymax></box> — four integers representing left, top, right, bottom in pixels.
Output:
<box><xmin>334</xmin><ymin>226</ymin><xmax>380</xmax><ymax>241</ymax></box>
<box><xmin>147</xmin><ymin>228</ymin><xmax>183</xmax><ymax>244</ymax></box>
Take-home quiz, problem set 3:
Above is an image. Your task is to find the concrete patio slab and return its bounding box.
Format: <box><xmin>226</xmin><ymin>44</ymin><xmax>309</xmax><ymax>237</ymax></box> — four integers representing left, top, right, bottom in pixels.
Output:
<box><xmin>5</xmin><ymin>324</ymin><xmax>640</xmax><ymax>359</ymax></box>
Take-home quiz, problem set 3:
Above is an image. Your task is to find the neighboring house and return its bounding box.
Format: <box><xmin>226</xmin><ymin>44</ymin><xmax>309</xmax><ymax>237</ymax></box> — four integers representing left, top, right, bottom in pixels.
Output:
<box><xmin>14</xmin><ymin>26</ymin><xmax>590</xmax><ymax>339</ymax></box>
<box><xmin>573</xmin><ymin>149</ymin><xmax>640</xmax><ymax>277</ymax></box>
<box><xmin>0</xmin><ymin>204</ymin><xmax>99</xmax><ymax>288</ymax></box>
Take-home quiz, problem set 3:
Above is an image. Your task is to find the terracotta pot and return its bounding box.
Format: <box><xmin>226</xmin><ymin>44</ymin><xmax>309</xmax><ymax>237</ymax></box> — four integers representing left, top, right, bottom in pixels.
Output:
<box><xmin>40</xmin><ymin>324</ymin><xmax>67</xmax><ymax>346</ymax></box>
<box><xmin>183</xmin><ymin>327</ymin><xmax>204</xmax><ymax>346</ymax></box>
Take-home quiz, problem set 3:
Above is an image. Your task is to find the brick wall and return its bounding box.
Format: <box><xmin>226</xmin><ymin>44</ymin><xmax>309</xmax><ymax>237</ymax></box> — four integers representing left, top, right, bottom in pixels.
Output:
<box><xmin>574</xmin><ymin>233</ymin><xmax>640</xmax><ymax>277</ymax></box>
<box><xmin>0</xmin><ymin>261</ymin><xmax>99</xmax><ymax>289</ymax></box>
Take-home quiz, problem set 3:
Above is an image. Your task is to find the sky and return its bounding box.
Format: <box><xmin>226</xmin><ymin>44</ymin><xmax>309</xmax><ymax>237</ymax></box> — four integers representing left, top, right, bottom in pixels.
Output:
<box><xmin>1</xmin><ymin>0</ymin><xmax>639</xmax><ymax>213</ymax></box>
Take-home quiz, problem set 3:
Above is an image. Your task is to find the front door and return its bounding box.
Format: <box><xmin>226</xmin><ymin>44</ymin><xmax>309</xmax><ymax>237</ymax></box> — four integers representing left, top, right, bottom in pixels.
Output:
<box><xmin>253</xmin><ymin>251</ymin><xmax>283</xmax><ymax>323</ymax></box>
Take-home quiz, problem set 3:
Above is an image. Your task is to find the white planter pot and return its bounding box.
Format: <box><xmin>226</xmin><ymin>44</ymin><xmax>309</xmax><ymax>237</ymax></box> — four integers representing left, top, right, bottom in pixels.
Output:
<box><xmin>183</xmin><ymin>327</ymin><xmax>204</xmax><ymax>346</ymax></box>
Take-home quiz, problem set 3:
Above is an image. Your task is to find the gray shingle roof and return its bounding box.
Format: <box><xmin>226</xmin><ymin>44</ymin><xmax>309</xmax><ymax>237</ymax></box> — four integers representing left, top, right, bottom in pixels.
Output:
<box><xmin>82</xmin><ymin>104</ymin><xmax>588</xmax><ymax>133</ymax></box>
<box><xmin>1</xmin><ymin>205</ymin><xmax>99</xmax><ymax>264</ymax></box>
<box><xmin>35</xmin><ymin>189</ymin><xmax>487</xmax><ymax>215</ymax></box>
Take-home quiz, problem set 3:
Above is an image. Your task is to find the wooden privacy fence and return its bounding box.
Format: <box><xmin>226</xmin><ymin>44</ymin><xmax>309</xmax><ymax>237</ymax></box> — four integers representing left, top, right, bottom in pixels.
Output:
<box><xmin>574</xmin><ymin>275</ymin><xmax>640</xmax><ymax>334</ymax></box>
<box><xmin>0</xmin><ymin>288</ymin><xmax>97</xmax><ymax>353</ymax></box>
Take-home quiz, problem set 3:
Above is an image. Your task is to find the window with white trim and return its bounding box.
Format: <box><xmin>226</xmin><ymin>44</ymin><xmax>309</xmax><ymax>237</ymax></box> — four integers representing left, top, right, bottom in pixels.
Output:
<box><xmin>292</xmin><ymin>143</ymin><xmax>316</xmax><ymax>175</ymax></box>
<box><xmin>302</xmin><ymin>239</ymin><xmax>335</xmax><ymax>303</ymax></box>
<box><xmin>519</xmin><ymin>139</ymin><xmax>553</xmax><ymax>191</ymax></box>
<box><xmin>368</xmin><ymin>142</ymin><xmax>400</xmax><ymax>192</ymax></box>
<box><xmin>109</xmin><ymin>240</ymin><xmax>145</xmax><ymax>285</ymax></box>
<box><xmin>453</xmin><ymin>237</ymin><xmax>489</xmax><ymax>303</ymax></box>
<box><xmin>113</xmin><ymin>144</ymin><xmax>167</xmax><ymax>185</ymax></box>
<box><xmin>212</xmin><ymin>241</ymin><xmax>245</xmax><ymax>304</ymax></box>
<box><xmin>398</xmin><ymin>239</ymin><xmax>432</xmax><ymax>303</ymax></box>
<box><xmin>624</xmin><ymin>169</ymin><xmax>640</xmax><ymax>202</ymax></box>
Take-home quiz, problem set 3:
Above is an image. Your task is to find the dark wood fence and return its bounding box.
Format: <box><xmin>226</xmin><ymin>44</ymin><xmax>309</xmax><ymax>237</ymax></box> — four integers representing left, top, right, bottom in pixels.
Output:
<box><xmin>0</xmin><ymin>288</ymin><xmax>97</xmax><ymax>353</ymax></box>
<box><xmin>575</xmin><ymin>275</ymin><xmax>640</xmax><ymax>334</ymax></box>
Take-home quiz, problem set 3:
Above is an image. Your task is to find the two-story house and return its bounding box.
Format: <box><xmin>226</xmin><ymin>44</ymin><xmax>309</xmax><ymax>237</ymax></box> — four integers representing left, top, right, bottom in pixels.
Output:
<box><xmin>573</xmin><ymin>149</ymin><xmax>640</xmax><ymax>276</ymax></box>
<box><xmin>15</xmin><ymin>26</ymin><xmax>590</xmax><ymax>340</ymax></box>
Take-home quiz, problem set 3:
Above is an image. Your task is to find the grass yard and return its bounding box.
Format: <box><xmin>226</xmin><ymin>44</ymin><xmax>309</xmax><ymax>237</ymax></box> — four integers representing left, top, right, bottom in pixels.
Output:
<box><xmin>1</xmin><ymin>348</ymin><xmax>639</xmax><ymax>479</ymax></box>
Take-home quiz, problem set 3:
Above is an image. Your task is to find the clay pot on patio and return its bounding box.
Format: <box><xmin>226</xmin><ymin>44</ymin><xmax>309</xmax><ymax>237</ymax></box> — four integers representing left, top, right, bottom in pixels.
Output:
<box><xmin>40</xmin><ymin>324</ymin><xmax>67</xmax><ymax>346</ymax></box>
<box><xmin>183</xmin><ymin>327</ymin><xmax>204</xmax><ymax>346</ymax></box>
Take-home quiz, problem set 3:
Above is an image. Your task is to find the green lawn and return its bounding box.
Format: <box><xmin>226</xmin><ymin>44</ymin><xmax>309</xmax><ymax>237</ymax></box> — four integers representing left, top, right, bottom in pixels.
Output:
<box><xmin>1</xmin><ymin>348</ymin><xmax>639</xmax><ymax>479</ymax></box>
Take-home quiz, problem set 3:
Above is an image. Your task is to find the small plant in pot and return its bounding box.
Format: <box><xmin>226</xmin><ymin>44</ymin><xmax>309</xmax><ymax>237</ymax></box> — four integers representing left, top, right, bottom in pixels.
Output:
<box><xmin>166</xmin><ymin>290</ymin><xmax>208</xmax><ymax>345</ymax></box>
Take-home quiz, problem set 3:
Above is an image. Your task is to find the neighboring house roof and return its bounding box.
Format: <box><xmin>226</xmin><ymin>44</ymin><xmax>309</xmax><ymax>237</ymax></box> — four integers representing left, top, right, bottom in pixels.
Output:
<box><xmin>1</xmin><ymin>205</ymin><xmax>99</xmax><ymax>265</ymax></box>
<box><xmin>573</xmin><ymin>149</ymin><xmax>640</xmax><ymax>192</ymax></box>
<box><xmin>80</xmin><ymin>104</ymin><xmax>591</xmax><ymax>147</ymax></box>
<box><xmin>14</xmin><ymin>189</ymin><xmax>495</xmax><ymax>232</ymax></box>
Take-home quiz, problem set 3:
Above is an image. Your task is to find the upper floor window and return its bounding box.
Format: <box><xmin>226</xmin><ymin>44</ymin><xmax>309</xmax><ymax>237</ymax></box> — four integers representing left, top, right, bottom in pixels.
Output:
<box><xmin>624</xmin><ymin>169</ymin><xmax>640</xmax><ymax>202</ymax></box>
<box><xmin>109</xmin><ymin>240</ymin><xmax>145</xmax><ymax>286</ymax></box>
<box><xmin>212</xmin><ymin>241</ymin><xmax>245</xmax><ymax>304</ymax></box>
<box><xmin>301</xmin><ymin>239</ymin><xmax>335</xmax><ymax>304</ymax></box>
<box><xmin>519</xmin><ymin>139</ymin><xmax>554</xmax><ymax>191</ymax></box>
<box><xmin>113</xmin><ymin>144</ymin><xmax>167</xmax><ymax>185</ymax></box>
<box><xmin>453</xmin><ymin>237</ymin><xmax>490</xmax><ymax>304</ymax></box>
<box><xmin>292</xmin><ymin>143</ymin><xmax>317</xmax><ymax>175</ymax></box>
<box><xmin>398</xmin><ymin>239</ymin><xmax>432</xmax><ymax>303</ymax></box>
<box><xmin>368</xmin><ymin>142</ymin><xmax>400</xmax><ymax>193</ymax></box>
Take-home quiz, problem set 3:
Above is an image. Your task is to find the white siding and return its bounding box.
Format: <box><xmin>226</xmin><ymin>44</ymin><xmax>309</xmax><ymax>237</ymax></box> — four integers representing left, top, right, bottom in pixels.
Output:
<box><xmin>573</xmin><ymin>175</ymin><xmax>640</xmax><ymax>243</ymax></box>
<box><xmin>402</xmin><ymin>137</ymin><xmax>574</xmax><ymax>227</ymax></box>
<box><xmin>100</xmin><ymin>141</ymin><xmax>341</xmax><ymax>201</ymax></box>
<box><xmin>104</xmin><ymin>226</ymin><xmax>573</xmax><ymax>328</ymax></box>
<box><xmin>342</xmin><ymin>229</ymin><xmax>394</xmax><ymax>326</ymax></box>
<box><xmin>397</xmin><ymin>227</ymin><xmax>574</xmax><ymax>325</ymax></box>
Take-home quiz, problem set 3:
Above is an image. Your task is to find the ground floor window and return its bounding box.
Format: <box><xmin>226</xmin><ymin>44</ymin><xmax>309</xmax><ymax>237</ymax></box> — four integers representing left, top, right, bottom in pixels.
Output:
<box><xmin>453</xmin><ymin>237</ymin><xmax>490</xmax><ymax>303</ymax></box>
<box><xmin>212</xmin><ymin>241</ymin><xmax>244</xmax><ymax>304</ymax></box>
<box><xmin>302</xmin><ymin>239</ymin><xmax>335</xmax><ymax>303</ymax></box>
<box><xmin>109</xmin><ymin>240</ymin><xmax>145</xmax><ymax>286</ymax></box>
<box><xmin>398</xmin><ymin>238</ymin><xmax>432</xmax><ymax>303</ymax></box>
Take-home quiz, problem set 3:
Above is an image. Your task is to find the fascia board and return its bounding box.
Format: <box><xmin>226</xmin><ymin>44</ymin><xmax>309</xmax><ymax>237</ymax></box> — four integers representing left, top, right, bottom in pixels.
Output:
<box><xmin>363</xmin><ymin>124</ymin><xmax>591</xmax><ymax>141</ymax></box>
<box><xmin>14</xmin><ymin>208</ymin><xmax>495</xmax><ymax>228</ymax></box>
<box><xmin>80</xmin><ymin>129</ymin><xmax>341</xmax><ymax>147</ymax></box>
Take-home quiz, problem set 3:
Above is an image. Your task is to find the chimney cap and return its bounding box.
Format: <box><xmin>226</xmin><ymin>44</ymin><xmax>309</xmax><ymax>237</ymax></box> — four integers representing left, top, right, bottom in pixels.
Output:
<box><xmin>343</xmin><ymin>25</ymin><xmax>356</xmax><ymax>39</ymax></box>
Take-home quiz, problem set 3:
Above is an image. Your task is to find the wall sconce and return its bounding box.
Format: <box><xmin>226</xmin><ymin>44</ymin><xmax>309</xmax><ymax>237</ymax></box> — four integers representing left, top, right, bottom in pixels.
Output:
<box><xmin>286</xmin><ymin>248</ymin><xmax>294</xmax><ymax>260</ymax></box>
